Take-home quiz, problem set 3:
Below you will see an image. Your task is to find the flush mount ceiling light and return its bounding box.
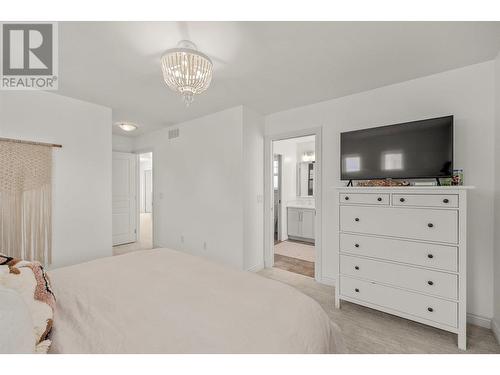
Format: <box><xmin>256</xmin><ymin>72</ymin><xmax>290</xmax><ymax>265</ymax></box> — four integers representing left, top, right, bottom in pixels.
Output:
<box><xmin>116</xmin><ymin>122</ymin><xmax>138</xmax><ymax>132</ymax></box>
<box><xmin>160</xmin><ymin>40</ymin><xmax>213</xmax><ymax>106</ymax></box>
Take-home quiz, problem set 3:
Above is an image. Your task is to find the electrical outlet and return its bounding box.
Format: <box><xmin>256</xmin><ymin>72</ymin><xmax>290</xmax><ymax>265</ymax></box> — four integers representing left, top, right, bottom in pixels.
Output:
<box><xmin>203</xmin><ymin>241</ymin><xmax>207</xmax><ymax>250</ymax></box>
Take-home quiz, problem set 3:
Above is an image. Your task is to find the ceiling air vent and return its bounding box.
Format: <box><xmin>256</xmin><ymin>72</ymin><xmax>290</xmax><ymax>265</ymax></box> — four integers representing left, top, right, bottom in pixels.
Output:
<box><xmin>168</xmin><ymin>128</ymin><xmax>180</xmax><ymax>139</ymax></box>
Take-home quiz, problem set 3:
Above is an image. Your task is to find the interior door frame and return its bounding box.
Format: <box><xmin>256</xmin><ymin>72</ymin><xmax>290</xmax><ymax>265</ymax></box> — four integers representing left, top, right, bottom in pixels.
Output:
<box><xmin>264</xmin><ymin>127</ymin><xmax>323</xmax><ymax>282</ymax></box>
<box><xmin>135</xmin><ymin>149</ymin><xmax>155</xmax><ymax>248</ymax></box>
<box><xmin>273</xmin><ymin>154</ymin><xmax>283</xmax><ymax>243</ymax></box>
<box><xmin>144</xmin><ymin>169</ymin><xmax>153</xmax><ymax>213</ymax></box>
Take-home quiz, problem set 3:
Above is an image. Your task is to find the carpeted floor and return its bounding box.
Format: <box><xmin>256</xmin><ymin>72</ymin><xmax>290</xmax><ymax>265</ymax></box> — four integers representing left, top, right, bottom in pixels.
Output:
<box><xmin>258</xmin><ymin>267</ymin><xmax>500</xmax><ymax>354</ymax></box>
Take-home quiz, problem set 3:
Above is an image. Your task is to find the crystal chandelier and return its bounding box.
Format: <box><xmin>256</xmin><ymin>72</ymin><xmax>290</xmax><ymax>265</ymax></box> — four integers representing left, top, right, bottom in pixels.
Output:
<box><xmin>160</xmin><ymin>40</ymin><xmax>213</xmax><ymax>106</ymax></box>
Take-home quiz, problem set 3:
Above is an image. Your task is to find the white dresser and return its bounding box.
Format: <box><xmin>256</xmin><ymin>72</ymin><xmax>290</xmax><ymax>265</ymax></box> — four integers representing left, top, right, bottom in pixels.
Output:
<box><xmin>335</xmin><ymin>186</ymin><xmax>471</xmax><ymax>350</ymax></box>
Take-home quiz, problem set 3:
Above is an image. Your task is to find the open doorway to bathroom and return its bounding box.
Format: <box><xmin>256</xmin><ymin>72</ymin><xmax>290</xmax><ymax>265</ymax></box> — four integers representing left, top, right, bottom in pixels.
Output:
<box><xmin>272</xmin><ymin>135</ymin><xmax>316</xmax><ymax>278</ymax></box>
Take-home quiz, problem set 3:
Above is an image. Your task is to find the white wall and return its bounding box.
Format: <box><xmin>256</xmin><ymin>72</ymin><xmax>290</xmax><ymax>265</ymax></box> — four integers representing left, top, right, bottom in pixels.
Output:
<box><xmin>242</xmin><ymin>107</ymin><xmax>265</xmax><ymax>270</ymax></box>
<box><xmin>494</xmin><ymin>53</ymin><xmax>500</xmax><ymax>338</ymax></box>
<box><xmin>134</xmin><ymin>106</ymin><xmax>264</xmax><ymax>270</ymax></box>
<box><xmin>112</xmin><ymin>134</ymin><xmax>134</xmax><ymax>152</ymax></box>
<box><xmin>266</xmin><ymin>61</ymin><xmax>496</xmax><ymax>322</ymax></box>
<box><xmin>0</xmin><ymin>91</ymin><xmax>112</xmax><ymax>268</ymax></box>
<box><xmin>135</xmin><ymin>107</ymin><xmax>254</xmax><ymax>268</ymax></box>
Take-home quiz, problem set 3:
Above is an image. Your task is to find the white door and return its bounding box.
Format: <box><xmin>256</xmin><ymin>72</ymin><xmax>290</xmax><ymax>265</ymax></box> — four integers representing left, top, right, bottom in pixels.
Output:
<box><xmin>113</xmin><ymin>152</ymin><xmax>137</xmax><ymax>245</ymax></box>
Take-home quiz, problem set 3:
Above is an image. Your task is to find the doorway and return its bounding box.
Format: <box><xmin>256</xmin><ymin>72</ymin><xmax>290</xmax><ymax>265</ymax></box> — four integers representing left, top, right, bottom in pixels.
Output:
<box><xmin>266</xmin><ymin>132</ymin><xmax>320</xmax><ymax>279</ymax></box>
<box><xmin>273</xmin><ymin>154</ymin><xmax>282</xmax><ymax>244</ymax></box>
<box><xmin>112</xmin><ymin>151</ymin><xmax>154</xmax><ymax>255</ymax></box>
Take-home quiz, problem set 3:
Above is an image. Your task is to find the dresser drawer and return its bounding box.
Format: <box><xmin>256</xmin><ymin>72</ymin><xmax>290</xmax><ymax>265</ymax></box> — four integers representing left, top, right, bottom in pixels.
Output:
<box><xmin>340</xmin><ymin>193</ymin><xmax>389</xmax><ymax>205</ymax></box>
<box><xmin>393</xmin><ymin>194</ymin><xmax>459</xmax><ymax>208</ymax></box>
<box><xmin>340</xmin><ymin>276</ymin><xmax>458</xmax><ymax>328</ymax></box>
<box><xmin>340</xmin><ymin>255</ymin><xmax>458</xmax><ymax>299</ymax></box>
<box><xmin>340</xmin><ymin>233</ymin><xmax>458</xmax><ymax>272</ymax></box>
<box><xmin>340</xmin><ymin>206</ymin><xmax>458</xmax><ymax>244</ymax></box>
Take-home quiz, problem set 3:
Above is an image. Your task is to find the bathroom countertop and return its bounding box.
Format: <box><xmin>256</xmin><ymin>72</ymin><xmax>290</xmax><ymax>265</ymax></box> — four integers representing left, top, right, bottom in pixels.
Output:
<box><xmin>286</xmin><ymin>203</ymin><xmax>315</xmax><ymax>210</ymax></box>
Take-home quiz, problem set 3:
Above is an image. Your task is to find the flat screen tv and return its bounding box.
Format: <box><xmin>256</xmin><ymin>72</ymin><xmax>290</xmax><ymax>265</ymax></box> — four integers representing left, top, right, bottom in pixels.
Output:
<box><xmin>340</xmin><ymin>116</ymin><xmax>453</xmax><ymax>181</ymax></box>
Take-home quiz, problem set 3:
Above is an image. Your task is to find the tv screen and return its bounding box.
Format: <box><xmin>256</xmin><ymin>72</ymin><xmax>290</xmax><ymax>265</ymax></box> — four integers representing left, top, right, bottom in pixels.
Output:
<box><xmin>340</xmin><ymin>116</ymin><xmax>453</xmax><ymax>181</ymax></box>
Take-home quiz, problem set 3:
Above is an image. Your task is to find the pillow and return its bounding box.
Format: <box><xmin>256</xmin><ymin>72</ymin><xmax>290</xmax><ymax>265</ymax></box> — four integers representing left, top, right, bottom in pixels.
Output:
<box><xmin>0</xmin><ymin>254</ymin><xmax>56</xmax><ymax>353</ymax></box>
<box><xmin>0</xmin><ymin>284</ymin><xmax>36</xmax><ymax>353</ymax></box>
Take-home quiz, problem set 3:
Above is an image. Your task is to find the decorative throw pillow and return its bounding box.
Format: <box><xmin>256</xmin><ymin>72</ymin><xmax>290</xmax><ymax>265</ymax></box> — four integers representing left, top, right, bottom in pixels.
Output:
<box><xmin>0</xmin><ymin>284</ymin><xmax>36</xmax><ymax>353</ymax></box>
<box><xmin>0</xmin><ymin>253</ymin><xmax>56</xmax><ymax>353</ymax></box>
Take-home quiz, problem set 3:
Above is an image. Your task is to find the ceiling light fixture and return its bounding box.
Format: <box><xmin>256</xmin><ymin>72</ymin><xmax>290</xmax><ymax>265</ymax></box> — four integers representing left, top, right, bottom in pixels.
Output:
<box><xmin>160</xmin><ymin>40</ymin><xmax>213</xmax><ymax>106</ymax></box>
<box><xmin>116</xmin><ymin>122</ymin><xmax>138</xmax><ymax>132</ymax></box>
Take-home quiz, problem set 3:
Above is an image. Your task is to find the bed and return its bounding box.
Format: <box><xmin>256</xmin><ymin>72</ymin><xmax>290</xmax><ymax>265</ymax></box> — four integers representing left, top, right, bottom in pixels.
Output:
<box><xmin>47</xmin><ymin>249</ymin><xmax>345</xmax><ymax>353</ymax></box>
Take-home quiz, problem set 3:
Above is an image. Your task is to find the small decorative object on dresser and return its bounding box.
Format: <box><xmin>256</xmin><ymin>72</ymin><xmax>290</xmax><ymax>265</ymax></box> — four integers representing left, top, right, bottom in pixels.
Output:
<box><xmin>451</xmin><ymin>169</ymin><xmax>464</xmax><ymax>186</ymax></box>
<box><xmin>356</xmin><ymin>179</ymin><xmax>410</xmax><ymax>187</ymax></box>
<box><xmin>335</xmin><ymin>186</ymin><xmax>473</xmax><ymax>350</ymax></box>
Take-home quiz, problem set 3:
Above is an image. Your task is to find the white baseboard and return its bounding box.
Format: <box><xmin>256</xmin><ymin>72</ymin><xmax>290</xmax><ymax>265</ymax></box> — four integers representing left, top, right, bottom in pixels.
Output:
<box><xmin>247</xmin><ymin>262</ymin><xmax>264</xmax><ymax>272</ymax></box>
<box><xmin>492</xmin><ymin>319</ymin><xmax>500</xmax><ymax>344</ymax></box>
<box><xmin>466</xmin><ymin>313</ymin><xmax>491</xmax><ymax>328</ymax></box>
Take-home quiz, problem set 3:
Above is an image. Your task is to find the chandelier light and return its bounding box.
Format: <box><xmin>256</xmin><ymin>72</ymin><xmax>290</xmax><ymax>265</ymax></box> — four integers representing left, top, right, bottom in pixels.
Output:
<box><xmin>160</xmin><ymin>40</ymin><xmax>213</xmax><ymax>106</ymax></box>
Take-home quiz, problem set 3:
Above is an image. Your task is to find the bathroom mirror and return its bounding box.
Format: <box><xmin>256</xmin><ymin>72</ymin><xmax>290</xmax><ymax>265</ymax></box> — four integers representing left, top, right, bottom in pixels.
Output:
<box><xmin>297</xmin><ymin>162</ymin><xmax>314</xmax><ymax>197</ymax></box>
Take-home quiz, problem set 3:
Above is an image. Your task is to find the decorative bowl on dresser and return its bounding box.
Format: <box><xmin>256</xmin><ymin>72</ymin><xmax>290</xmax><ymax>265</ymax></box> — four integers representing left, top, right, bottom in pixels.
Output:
<box><xmin>335</xmin><ymin>186</ymin><xmax>473</xmax><ymax>350</ymax></box>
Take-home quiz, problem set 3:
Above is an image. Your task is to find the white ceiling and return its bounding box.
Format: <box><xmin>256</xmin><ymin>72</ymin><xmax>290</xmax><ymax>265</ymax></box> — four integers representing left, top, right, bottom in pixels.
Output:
<box><xmin>57</xmin><ymin>22</ymin><xmax>500</xmax><ymax>136</ymax></box>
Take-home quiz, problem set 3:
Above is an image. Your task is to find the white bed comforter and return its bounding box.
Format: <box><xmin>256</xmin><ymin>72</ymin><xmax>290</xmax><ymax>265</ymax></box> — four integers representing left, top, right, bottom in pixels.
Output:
<box><xmin>48</xmin><ymin>249</ymin><xmax>345</xmax><ymax>353</ymax></box>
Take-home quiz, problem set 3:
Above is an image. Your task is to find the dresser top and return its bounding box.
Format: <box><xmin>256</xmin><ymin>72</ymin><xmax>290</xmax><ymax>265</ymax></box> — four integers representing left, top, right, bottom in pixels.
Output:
<box><xmin>334</xmin><ymin>185</ymin><xmax>474</xmax><ymax>191</ymax></box>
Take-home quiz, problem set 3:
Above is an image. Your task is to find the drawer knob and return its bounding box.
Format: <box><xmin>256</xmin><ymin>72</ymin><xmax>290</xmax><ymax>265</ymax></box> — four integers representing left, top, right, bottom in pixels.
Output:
<box><xmin>427</xmin><ymin>223</ymin><xmax>434</xmax><ymax>228</ymax></box>
<box><xmin>345</xmin><ymin>196</ymin><xmax>350</xmax><ymax>201</ymax></box>
<box><xmin>443</xmin><ymin>198</ymin><xmax>449</xmax><ymax>203</ymax></box>
<box><xmin>355</xmin><ymin>288</ymin><xmax>360</xmax><ymax>293</ymax></box>
<box><xmin>400</xmin><ymin>197</ymin><xmax>405</xmax><ymax>202</ymax></box>
<box><xmin>354</xmin><ymin>266</ymin><xmax>359</xmax><ymax>270</ymax></box>
<box><xmin>354</xmin><ymin>243</ymin><xmax>360</xmax><ymax>248</ymax></box>
<box><xmin>427</xmin><ymin>307</ymin><xmax>434</xmax><ymax>312</ymax></box>
<box><xmin>427</xmin><ymin>254</ymin><xmax>434</xmax><ymax>259</ymax></box>
<box><xmin>377</xmin><ymin>197</ymin><xmax>382</xmax><ymax>202</ymax></box>
<box><xmin>427</xmin><ymin>280</ymin><xmax>434</xmax><ymax>286</ymax></box>
<box><xmin>355</xmin><ymin>217</ymin><xmax>360</xmax><ymax>222</ymax></box>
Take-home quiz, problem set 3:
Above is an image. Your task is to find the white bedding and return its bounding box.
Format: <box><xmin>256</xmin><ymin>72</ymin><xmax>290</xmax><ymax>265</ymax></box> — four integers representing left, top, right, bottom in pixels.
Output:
<box><xmin>48</xmin><ymin>249</ymin><xmax>345</xmax><ymax>353</ymax></box>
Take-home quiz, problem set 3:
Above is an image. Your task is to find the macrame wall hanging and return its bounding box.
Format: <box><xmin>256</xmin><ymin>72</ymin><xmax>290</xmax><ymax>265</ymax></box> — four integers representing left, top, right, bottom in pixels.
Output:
<box><xmin>0</xmin><ymin>138</ymin><xmax>58</xmax><ymax>264</ymax></box>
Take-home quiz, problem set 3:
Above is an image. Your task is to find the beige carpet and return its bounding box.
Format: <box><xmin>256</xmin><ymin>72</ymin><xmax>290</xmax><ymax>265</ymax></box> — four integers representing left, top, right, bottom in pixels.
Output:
<box><xmin>274</xmin><ymin>240</ymin><xmax>315</xmax><ymax>262</ymax></box>
<box><xmin>258</xmin><ymin>267</ymin><xmax>500</xmax><ymax>354</ymax></box>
